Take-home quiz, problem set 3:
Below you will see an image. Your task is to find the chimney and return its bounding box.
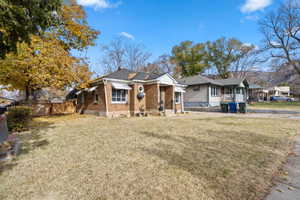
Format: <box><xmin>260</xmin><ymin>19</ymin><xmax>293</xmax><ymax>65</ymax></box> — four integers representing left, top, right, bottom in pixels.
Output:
<box><xmin>128</xmin><ymin>73</ymin><xmax>137</xmax><ymax>80</ymax></box>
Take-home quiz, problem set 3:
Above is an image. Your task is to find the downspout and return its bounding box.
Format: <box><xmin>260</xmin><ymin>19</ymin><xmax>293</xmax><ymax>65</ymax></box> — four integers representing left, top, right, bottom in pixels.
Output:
<box><xmin>207</xmin><ymin>84</ymin><xmax>210</xmax><ymax>107</ymax></box>
<box><xmin>172</xmin><ymin>86</ymin><xmax>175</xmax><ymax>113</ymax></box>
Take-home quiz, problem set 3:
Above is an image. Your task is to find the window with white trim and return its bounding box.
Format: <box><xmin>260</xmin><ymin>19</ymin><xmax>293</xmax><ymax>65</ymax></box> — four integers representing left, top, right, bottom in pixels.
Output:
<box><xmin>236</xmin><ymin>88</ymin><xmax>241</xmax><ymax>94</ymax></box>
<box><xmin>225</xmin><ymin>88</ymin><xmax>233</xmax><ymax>95</ymax></box>
<box><xmin>175</xmin><ymin>92</ymin><xmax>181</xmax><ymax>104</ymax></box>
<box><xmin>211</xmin><ymin>86</ymin><xmax>220</xmax><ymax>97</ymax></box>
<box><xmin>112</xmin><ymin>89</ymin><xmax>128</xmax><ymax>103</ymax></box>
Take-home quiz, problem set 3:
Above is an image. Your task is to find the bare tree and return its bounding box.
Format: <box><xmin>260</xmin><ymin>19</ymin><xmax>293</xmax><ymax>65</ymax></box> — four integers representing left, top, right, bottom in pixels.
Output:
<box><xmin>101</xmin><ymin>37</ymin><xmax>126</xmax><ymax>73</ymax></box>
<box><xmin>125</xmin><ymin>43</ymin><xmax>151</xmax><ymax>71</ymax></box>
<box><xmin>230</xmin><ymin>44</ymin><xmax>265</xmax><ymax>78</ymax></box>
<box><xmin>101</xmin><ymin>38</ymin><xmax>151</xmax><ymax>73</ymax></box>
<box><xmin>259</xmin><ymin>0</ymin><xmax>300</xmax><ymax>75</ymax></box>
<box><xmin>141</xmin><ymin>54</ymin><xmax>175</xmax><ymax>74</ymax></box>
<box><xmin>155</xmin><ymin>54</ymin><xmax>175</xmax><ymax>74</ymax></box>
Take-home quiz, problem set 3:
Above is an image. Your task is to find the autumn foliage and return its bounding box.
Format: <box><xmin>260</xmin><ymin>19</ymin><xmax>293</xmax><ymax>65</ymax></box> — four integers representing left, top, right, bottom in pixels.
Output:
<box><xmin>0</xmin><ymin>0</ymin><xmax>99</xmax><ymax>100</ymax></box>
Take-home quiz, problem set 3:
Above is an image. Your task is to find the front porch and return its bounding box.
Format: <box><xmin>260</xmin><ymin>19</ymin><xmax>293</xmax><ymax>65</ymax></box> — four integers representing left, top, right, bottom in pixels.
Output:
<box><xmin>144</xmin><ymin>83</ymin><xmax>184</xmax><ymax>116</ymax></box>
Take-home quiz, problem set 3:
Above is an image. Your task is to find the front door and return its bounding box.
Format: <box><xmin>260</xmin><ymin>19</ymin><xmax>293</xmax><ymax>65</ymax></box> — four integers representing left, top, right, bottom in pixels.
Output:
<box><xmin>159</xmin><ymin>87</ymin><xmax>166</xmax><ymax>111</ymax></box>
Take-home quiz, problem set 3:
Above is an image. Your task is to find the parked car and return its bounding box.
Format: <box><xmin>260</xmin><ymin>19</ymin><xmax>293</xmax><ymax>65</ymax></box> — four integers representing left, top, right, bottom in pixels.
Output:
<box><xmin>270</xmin><ymin>96</ymin><xmax>295</xmax><ymax>102</ymax></box>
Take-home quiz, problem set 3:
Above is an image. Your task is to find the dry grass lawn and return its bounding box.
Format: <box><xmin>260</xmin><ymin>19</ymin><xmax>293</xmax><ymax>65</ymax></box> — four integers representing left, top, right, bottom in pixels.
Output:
<box><xmin>249</xmin><ymin>102</ymin><xmax>300</xmax><ymax>111</ymax></box>
<box><xmin>0</xmin><ymin>113</ymin><xmax>299</xmax><ymax>200</ymax></box>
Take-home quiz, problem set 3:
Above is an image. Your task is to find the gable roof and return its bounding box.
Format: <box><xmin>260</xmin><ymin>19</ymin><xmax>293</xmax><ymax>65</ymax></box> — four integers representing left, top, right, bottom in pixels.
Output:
<box><xmin>179</xmin><ymin>75</ymin><xmax>248</xmax><ymax>87</ymax></box>
<box><xmin>102</xmin><ymin>68</ymin><xmax>165</xmax><ymax>81</ymax></box>
<box><xmin>178</xmin><ymin>75</ymin><xmax>223</xmax><ymax>86</ymax></box>
<box><xmin>216</xmin><ymin>78</ymin><xmax>246</xmax><ymax>86</ymax></box>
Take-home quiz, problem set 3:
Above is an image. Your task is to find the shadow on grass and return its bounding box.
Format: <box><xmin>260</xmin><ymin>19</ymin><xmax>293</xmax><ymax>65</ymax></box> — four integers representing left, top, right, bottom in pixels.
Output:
<box><xmin>20</xmin><ymin>120</ymin><xmax>56</xmax><ymax>155</ymax></box>
<box><xmin>139</xmin><ymin>130</ymin><xmax>281</xmax><ymax>200</ymax></box>
<box><xmin>0</xmin><ymin>119</ymin><xmax>55</xmax><ymax>175</ymax></box>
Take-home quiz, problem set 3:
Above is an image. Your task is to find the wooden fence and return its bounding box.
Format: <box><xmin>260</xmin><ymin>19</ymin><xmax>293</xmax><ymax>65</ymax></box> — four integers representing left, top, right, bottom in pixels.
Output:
<box><xmin>23</xmin><ymin>100</ymin><xmax>77</xmax><ymax>116</ymax></box>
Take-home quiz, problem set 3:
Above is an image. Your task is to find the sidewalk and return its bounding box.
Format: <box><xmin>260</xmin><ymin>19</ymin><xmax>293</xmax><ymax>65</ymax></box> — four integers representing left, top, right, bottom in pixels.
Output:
<box><xmin>265</xmin><ymin>137</ymin><xmax>300</xmax><ymax>200</ymax></box>
<box><xmin>248</xmin><ymin>109</ymin><xmax>300</xmax><ymax>115</ymax></box>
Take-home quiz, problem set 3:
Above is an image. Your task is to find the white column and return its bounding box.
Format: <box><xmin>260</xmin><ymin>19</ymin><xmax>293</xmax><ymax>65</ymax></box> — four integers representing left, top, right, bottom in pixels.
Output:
<box><xmin>181</xmin><ymin>92</ymin><xmax>184</xmax><ymax>113</ymax></box>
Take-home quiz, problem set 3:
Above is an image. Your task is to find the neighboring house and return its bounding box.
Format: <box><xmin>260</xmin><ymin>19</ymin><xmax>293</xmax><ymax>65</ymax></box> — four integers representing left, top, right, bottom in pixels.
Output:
<box><xmin>267</xmin><ymin>86</ymin><xmax>291</xmax><ymax>97</ymax></box>
<box><xmin>248</xmin><ymin>84</ymin><xmax>268</xmax><ymax>102</ymax></box>
<box><xmin>0</xmin><ymin>97</ymin><xmax>17</xmax><ymax>108</ymax></box>
<box><xmin>76</xmin><ymin>69</ymin><xmax>186</xmax><ymax>117</ymax></box>
<box><xmin>179</xmin><ymin>75</ymin><xmax>249</xmax><ymax>108</ymax></box>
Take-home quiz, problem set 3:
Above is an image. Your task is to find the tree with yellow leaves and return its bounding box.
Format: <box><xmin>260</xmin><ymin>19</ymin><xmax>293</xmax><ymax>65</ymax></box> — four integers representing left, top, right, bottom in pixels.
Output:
<box><xmin>0</xmin><ymin>36</ymin><xmax>92</xmax><ymax>100</ymax></box>
<box><xmin>0</xmin><ymin>0</ymin><xmax>99</xmax><ymax>100</ymax></box>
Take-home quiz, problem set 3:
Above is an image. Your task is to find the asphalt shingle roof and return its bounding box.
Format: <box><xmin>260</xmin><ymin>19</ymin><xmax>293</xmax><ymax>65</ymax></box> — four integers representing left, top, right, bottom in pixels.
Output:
<box><xmin>249</xmin><ymin>84</ymin><xmax>263</xmax><ymax>89</ymax></box>
<box><xmin>179</xmin><ymin>75</ymin><xmax>247</xmax><ymax>87</ymax></box>
<box><xmin>178</xmin><ymin>75</ymin><xmax>223</xmax><ymax>86</ymax></box>
<box><xmin>103</xmin><ymin>68</ymin><xmax>165</xmax><ymax>81</ymax></box>
<box><xmin>216</xmin><ymin>78</ymin><xmax>245</xmax><ymax>86</ymax></box>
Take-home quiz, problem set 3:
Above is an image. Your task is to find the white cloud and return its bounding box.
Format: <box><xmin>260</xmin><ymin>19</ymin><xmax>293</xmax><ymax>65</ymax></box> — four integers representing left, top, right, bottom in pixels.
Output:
<box><xmin>243</xmin><ymin>43</ymin><xmax>253</xmax><ymax>47</ymax></box>
<box><xmin>245</xmin><ymin>15</ymin><xmax>259</xmax><ymax>21</ymax></box>
<box><xmin>241</xmin><ymin>0</ymin><xmax>272</xmax><ymax>13</ymax></box>
<box><xmin>243</xmin><ymin>43</ymin><xmax>260</xmax><ymax>50</ymax></box>
<box><xmin>77</xmin><ymin>0</ymin><xmax>120</xmax><ymax>9</ymax></box>
<box><xmin>119</xmin><ymin>32</ymin><xmax>135</xmax><ymax>40</ymax></box>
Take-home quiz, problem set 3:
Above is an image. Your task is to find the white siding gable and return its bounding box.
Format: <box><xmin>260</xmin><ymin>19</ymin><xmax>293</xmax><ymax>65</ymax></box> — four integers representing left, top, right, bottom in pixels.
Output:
<box><xmin>239</xmin><ymin>82</ymin><xmax>245</xmax><ymax>88</ymax></box>
<box><xmin>156</xmin><ymin>74</ymin><xmax>177</xmax><ymax>85</ymax></box>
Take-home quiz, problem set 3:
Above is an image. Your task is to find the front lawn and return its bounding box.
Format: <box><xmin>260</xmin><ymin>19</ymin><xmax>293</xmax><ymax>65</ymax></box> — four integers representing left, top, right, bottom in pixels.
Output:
<box><xmin>0</xmin><ymin>114</ymin><xmax>299</xmax><ymax>200</ymax></box>
<box><xmin>249</xmin><ymin>101</ymin><xmax>300</xmax><ymax>111</ymax></box>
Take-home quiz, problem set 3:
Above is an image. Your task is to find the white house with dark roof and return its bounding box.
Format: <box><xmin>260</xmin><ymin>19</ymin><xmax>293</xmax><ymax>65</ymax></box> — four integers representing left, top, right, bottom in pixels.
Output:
<box><xmin>179</xmin><ymin>75</ymin><xmax>249</xmax><ymax>107</ymax></box>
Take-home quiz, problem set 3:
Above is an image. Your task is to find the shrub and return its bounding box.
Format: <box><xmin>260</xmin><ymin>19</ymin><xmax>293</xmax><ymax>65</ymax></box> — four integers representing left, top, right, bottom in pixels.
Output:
<box><xmin>7</xmin><ymin>106</ymin><xmax>32</xmax><ymax>132</ymax></box>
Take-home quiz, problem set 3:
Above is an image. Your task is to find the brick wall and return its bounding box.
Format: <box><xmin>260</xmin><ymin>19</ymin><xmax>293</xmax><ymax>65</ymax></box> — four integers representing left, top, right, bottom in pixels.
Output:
<box><xmin>165</xmin><ymin>86</ymin><xmax>174</xmax><ymax>110</ymax></box>
<box><xmin>145</xmin><ymin>84</ymin><xmax>160</xmax><ymax>112</ymax></box>
<box><xmin>78</xmin><ymin>84</ymin><xmax>107</xmax><ymax>116</ymax></box>
<box><xmin>130</xmin><ymin>83</ymin><xmax>146</xmax><ymax>115</ymax></box>
<box><xmin>105</xmin><ymin>83</ymin><xmax>130</xmax><ymax>117</ymax></box>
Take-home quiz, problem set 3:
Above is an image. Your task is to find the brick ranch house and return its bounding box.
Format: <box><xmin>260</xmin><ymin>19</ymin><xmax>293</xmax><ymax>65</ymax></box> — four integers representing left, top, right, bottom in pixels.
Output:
<box><xmin>76</xmin><ymin>69</ymin><xmax>186</xmax><ymax>117</ymax></box>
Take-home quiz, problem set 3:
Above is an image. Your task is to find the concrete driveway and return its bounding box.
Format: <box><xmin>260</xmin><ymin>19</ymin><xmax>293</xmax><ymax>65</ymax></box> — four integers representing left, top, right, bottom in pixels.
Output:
<box><xmin>265</xmin><ymin>137</ymin><xmax>300</xmax><ymax>200</ymax></box>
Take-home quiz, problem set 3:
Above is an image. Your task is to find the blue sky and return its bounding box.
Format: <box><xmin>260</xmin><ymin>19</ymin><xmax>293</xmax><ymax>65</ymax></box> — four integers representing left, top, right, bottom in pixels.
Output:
<box><xmin>76</xmin><ymin>0</ymin><xmax>282</xmax><ymax>75</ymax></box>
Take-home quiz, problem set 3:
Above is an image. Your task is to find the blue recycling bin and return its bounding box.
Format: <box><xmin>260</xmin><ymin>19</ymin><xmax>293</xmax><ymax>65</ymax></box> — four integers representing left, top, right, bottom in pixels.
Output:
<box><xmin>229</xmin><ymin>102</ymin><xmax>238</xmax><ymax>113</ymax></box>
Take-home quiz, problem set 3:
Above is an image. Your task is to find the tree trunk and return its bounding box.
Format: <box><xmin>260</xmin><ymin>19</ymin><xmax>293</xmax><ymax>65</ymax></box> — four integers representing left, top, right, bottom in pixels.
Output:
<box><xmin>25</xmin><ymin>86</ymin><xmax>30</xmax><ymax>101</ymax></box>
<box><xmin>292</xmin><ymin>61</ymin><xmax>300</xmax><ymax>76</ymax></box>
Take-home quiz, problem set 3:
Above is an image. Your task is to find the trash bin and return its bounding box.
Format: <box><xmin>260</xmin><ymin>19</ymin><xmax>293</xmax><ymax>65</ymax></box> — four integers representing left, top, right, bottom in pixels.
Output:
<box><xmin>0</xmin><ymin>114</ymin><xmax>8</xmax><ymax>143</ymax></box>
<box><xmin>220</xmin><ymin>103</ymin><xmax>229</xmax><ymax>113</ymax></box>
<box><xmin>229</xmin><ymin>102</ymin><xmax>238</xmax><ymax>113</ymax></box>
<box><xmin>0</xmin><ymin>106</ymin><xmax>7</xmax><ymax>115</ymax></box>
<box><xmin>239</xmin><ymin>102</ymin><xmax>247</xmax><ymax>113</ymax></box>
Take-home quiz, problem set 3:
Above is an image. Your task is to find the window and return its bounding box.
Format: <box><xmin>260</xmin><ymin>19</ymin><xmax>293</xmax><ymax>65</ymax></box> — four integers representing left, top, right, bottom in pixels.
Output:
<box><xmin>211</xmin><ymin>86</ymin><xmax>220</xmax><ymax>97</ymax></box>
<box><xmin>93</xmin><ymin>91</ymin><xmax>99</xmax><ymax>103</ymax></box>
<box><xmin>112</xmin><ymin>89</ymin><xmax>127</xmax><ymax>103</ymax></box>
<box><xmin>225</xmin><ymin>88</ymin><xmax>233</xmax><ymax>95</ymax></box>
<box><xmin>175</xmin><ymin>92</ymin><xmax>181</xmax><ymax>104</ymax></box>
<box><xmin>236</xmin><ymin>88</ymin><xmax>241</xmax><ymax>94</ymax></box>
<box><xmin>193</xmin><ymin>86</ymin><xmax>200</xmax><ymax>91</ymax></box>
